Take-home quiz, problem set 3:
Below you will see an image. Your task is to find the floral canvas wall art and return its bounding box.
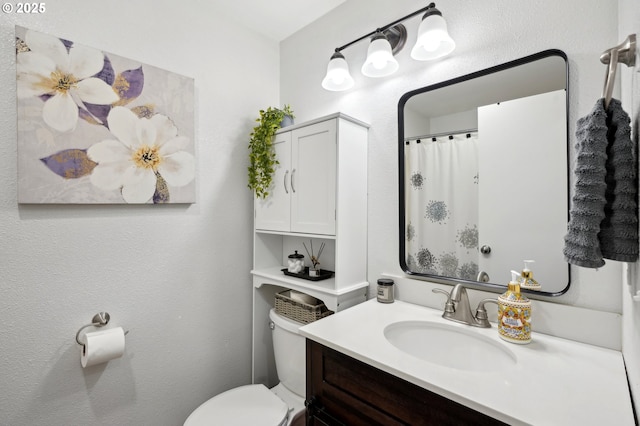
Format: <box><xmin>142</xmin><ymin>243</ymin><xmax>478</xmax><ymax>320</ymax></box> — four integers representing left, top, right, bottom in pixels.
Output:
<box><xmin>16</xmin><ymin>26</ymin><xmax>196</xmax><ymax>204</ymax></box>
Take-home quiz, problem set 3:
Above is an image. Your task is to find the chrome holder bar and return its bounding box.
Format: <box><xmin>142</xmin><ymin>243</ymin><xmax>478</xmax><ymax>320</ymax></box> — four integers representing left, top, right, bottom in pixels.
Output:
<box><xmin>75</xmin><ymin>312</ymin><xmax>111</xmax><ymax>345</ymax></box>
<box><xmin>600</xmin><ymin>34</ymin><xmax>637</xmax><ymax>109</ymax></box>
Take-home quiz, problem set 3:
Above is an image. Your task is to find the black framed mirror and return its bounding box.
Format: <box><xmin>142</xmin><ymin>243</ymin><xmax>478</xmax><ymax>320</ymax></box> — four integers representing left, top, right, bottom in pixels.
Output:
<box><xmin>398</xmin><ymin>50</ymin><xmax>570</xmax><ymax>296</ymax></box>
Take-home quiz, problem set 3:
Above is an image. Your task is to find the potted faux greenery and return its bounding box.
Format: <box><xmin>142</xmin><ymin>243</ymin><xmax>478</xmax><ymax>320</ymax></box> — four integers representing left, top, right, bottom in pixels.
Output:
<box><xmin>248</xmin><ymin>105</ymin><xmax>294</xmax><ymax>198</ymax></box>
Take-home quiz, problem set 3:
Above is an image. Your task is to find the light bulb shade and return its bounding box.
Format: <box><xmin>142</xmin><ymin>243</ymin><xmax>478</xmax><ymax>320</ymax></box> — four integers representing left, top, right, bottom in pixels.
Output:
<box><xmin>411</xmin><ymin>12</ymin><xmax>455</xmax><ymax>61</ymax></box>
<box><xmin>361</xmin><ymin>34</ymin><xmax>399</xmax><ymax>77</ymax></box>
<box><xmin>322</xmin><ymin>52</ymin><xmax>355</xmax><ymax>91</ymax></box>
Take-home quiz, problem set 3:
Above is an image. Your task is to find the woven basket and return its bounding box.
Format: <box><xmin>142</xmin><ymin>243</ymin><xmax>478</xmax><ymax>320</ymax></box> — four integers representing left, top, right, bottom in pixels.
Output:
<box><xmin>275</xmin><ymin>290</ymin><xmax>334</xmax><ymax>324</ymax></box>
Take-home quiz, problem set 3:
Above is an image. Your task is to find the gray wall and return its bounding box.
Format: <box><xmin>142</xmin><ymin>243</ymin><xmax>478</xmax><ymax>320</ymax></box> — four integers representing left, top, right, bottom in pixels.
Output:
<box><xmin>0</xmin><ymin>2</ymin><xmax>279</xmax><ymax>424</ymax></box>
<box><xmin>281</xmin><ymin>0</ymin><xmax>623</xmax><ymax>312</ymax></box>
<box><xmin>281</xmin><ymin>0</ymin><xmax>637</xmax><ymax>413</ymax></box>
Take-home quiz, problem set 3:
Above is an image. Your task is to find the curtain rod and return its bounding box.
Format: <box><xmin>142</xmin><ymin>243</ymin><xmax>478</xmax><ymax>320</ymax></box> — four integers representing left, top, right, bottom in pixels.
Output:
<box><xmin>404</xmin><ymin>128</ymin><xmax>478</xmax><ymax>142</ymax></box>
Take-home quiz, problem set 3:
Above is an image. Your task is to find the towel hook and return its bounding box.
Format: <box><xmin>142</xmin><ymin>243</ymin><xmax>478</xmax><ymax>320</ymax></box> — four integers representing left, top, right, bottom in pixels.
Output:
<box><xmin>75</xmin><ymin>312</ymin><xmax>110</xmax><ymax>345</ymax></box>
<box><xmin>600</xmin><ymin>34</ymin><xmax>637</xmax><ymax>110</ymax></box>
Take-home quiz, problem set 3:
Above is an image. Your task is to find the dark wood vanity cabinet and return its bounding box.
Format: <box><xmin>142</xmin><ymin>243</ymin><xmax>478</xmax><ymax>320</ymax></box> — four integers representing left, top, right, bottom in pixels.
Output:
<box><xmin>305</xmin><ymin>339</ymin><xmax>507</xmax><ymax>426</ymax></box>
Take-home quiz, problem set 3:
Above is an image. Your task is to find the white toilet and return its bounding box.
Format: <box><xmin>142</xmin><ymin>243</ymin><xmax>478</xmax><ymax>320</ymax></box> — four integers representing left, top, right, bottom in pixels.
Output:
<box><xmin>184</xmin><ymin>309</ymin><xmax>306</xmax><ymax>426</ymax></box>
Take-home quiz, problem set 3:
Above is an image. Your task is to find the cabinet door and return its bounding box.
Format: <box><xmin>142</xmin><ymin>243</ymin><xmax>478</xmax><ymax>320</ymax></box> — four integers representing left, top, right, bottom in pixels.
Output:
<box><xmin>290</xmin><ymin>120</ymin><xmax>337</xmax><ymax>235</ymax></box>
<box><xmin>307</xmin><ymin>340</ymin><xmax>508</xmax><ymax>426</ymax></box>
<box><xmin>255</xmin><ymin>131</ymin><xmax>292</xmax><ymax>232</ymax></box>
<box><xmin>478</xmin><ymin>90</ymin><xmax>567</xmax><ymax>285</ymax></box>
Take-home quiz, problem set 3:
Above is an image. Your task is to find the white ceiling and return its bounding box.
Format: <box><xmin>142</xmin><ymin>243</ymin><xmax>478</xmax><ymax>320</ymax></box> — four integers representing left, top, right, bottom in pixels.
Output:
<box><xmin>213</xmin><ymin>0</ymin><xmax>347</xmax><ymax>41</ymax></box>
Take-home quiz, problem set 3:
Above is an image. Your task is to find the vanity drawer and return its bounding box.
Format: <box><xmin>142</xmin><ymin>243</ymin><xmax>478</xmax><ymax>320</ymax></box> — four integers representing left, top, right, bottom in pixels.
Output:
<box><xmin>306</xmin><ymin>339</ymin><xmax>507</xmax><ymax>426</ymax></box>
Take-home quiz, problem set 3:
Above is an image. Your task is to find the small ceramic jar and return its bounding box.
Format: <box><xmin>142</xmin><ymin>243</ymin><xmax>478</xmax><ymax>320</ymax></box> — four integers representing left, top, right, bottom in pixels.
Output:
<box><xmin>287</xmin><ymin>251</ymin><xmax>305</xmax><ymax>274</ymax></box>
<box><xmin>377</xmin><ymin>278</ymin><xmax>395</xmax><ymax>303</ymax></box>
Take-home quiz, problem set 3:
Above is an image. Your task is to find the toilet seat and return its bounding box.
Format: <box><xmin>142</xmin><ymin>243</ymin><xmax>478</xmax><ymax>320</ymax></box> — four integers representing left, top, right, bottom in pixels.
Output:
<box><xmin>184</xmin><ymin>384</ymin><xmax>289</xmax><ymax>426</ymax></box>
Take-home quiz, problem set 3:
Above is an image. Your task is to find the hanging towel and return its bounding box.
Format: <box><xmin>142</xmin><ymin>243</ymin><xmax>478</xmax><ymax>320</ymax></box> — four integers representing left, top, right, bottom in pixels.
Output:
<box><xmin>563</xmin><ymin>99</ymin><xmax>608</xmax><ymax>268</ymax></box>
<box><xmin>563</xmin><ymin>98</ymin><xmax>638</xmax><ymax>268</ymax></box>
<box><xmin>600</xmin><ymin>99</ymin><xmax>638</xmax><ymax>261</ymax></box>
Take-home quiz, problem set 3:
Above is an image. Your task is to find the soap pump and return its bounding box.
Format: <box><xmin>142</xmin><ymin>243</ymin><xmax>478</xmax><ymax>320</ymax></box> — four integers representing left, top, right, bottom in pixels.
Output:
<box><xmin>497</xmin><ymin>271</ymin><xmax>532</xmax><ymax>344</ymax></box>
<box><xmin>520</xmin><ymin>260</ymin><xmax>541</xmax><ymax>291</ymax></box>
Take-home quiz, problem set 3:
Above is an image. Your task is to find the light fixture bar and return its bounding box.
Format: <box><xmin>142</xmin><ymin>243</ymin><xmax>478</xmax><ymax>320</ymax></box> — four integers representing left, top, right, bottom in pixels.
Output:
<box><xmin>333</xmin><ymin>3</ymin><xmax>436</xmax><ymax>54</ymax></box>
<box><xmin>322</xmin><ymin>2</ymin><xmax>454</xmax><ymax>91</ymax></box>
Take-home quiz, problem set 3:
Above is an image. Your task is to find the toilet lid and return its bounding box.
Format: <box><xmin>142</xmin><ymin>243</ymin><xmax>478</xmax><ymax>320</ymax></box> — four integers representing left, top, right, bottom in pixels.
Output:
<box><xmin>184</xmin><ymin>384</ymin><xmax>289</xmax><ymax>426</ymax></box>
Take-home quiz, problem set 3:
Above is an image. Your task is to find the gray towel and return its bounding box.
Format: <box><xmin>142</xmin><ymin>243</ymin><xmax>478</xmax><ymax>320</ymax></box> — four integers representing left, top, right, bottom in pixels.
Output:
<box><xmin>600</xmin><ymin>99</ymin><xmax>638</xmax><ymax>261</ymax></box>
<box><xmin>564</xmin><ymin>98</ymin><xmax>638</xmax><ymax>268</ymax></box>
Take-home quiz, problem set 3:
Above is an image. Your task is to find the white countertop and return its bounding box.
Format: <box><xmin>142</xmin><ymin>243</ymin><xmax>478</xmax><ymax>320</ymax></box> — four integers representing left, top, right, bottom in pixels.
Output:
<box><xmin>299</xmin><ymin>299</ymin><xmax>635</xmax><ymax>426</ymax></box>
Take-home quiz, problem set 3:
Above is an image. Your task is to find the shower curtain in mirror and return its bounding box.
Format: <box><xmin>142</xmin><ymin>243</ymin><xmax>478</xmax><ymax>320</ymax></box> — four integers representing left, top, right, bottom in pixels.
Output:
<box><xmin>404</xmin><ymin>133</ymin><xmax>480</xmax><ymax>280</ymax></box>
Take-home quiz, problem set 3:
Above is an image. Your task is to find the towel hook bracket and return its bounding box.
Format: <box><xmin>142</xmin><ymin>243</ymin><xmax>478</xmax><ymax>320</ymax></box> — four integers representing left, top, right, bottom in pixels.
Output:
<box><xmin>600</xmin><ymin>34</ymin><xmax>637</xmax><ymax>109</ymax></box>
<box><xmin>600</xmin><ymin>34</ymin><xmax>636</xmax><ymax>67</ymax></box>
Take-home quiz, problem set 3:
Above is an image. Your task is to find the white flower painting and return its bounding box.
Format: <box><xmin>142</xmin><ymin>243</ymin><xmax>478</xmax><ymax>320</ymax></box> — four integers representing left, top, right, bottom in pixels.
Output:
<box><xmin>16</xmin><ymin>26</ymin><xmax>196</xmax><ymax>204</ymax></box>
<box><xmin>17</xmin><ymin>29</ymin><xmax>120</xmax><ymax>132</ymax></box>
<box><xmin>88</xmin><ymin>107</ymin><xmax>195</xmax><ymax>203</ymax></box>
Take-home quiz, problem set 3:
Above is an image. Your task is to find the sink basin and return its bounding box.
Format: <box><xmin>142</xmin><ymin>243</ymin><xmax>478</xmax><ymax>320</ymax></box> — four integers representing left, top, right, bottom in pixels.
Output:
<box><xmin>384</xmin><ymin>321</ymin><xmax>517</xmax><ymax>372</ymax></box>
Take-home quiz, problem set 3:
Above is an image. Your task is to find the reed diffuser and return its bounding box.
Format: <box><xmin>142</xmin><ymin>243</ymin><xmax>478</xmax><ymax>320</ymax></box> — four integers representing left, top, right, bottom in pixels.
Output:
<box><xmin>303</xmin><ymin>240</ymin><xmax>325</xmax><ymax>277</ymax></box>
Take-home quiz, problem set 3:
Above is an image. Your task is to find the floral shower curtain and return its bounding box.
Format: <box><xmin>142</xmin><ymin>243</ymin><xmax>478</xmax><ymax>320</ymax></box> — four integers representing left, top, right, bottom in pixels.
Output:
<box><xmin>404</xmin><ymin>133</ymin><xmax>480</xmax><ymax>280</ymax></box>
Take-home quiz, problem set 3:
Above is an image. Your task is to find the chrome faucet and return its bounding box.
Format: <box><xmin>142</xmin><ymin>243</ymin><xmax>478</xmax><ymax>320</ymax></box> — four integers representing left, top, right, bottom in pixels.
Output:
<box><xmin>433</xmin><ymin>284</ymin><xmax>498</xmax><ymax>328</ymax></box>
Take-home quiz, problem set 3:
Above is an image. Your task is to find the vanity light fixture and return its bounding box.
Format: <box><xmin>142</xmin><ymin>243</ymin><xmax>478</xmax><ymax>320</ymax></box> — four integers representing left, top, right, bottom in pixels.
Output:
<box><xmin>411</xmin><ymin>4</ymin><xmax>456</xmax><ymax>60</ymax></box>
<box><xmin>361</xmin><ymin>31</ymin><xmax>399</xmax><ymax>78</ymax></box>
<box><xmin>322</xmin><ymin>51</ymin><xmax>355</xmax><ymax>91</ymax></box>
<box><xmin>321</xmin><ymin>2</ymin><xmax>455</xmax><ymax>91</ymax></box>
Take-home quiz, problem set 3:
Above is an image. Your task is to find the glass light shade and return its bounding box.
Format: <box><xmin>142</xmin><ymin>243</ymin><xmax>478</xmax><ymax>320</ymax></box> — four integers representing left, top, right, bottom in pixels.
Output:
<box><xmin>322</xmin><ymin>52</ymin><xmax>355</xmax><ymax>91</ymax></box>
<box><xmin>361</xmin><ymin>35</ymin><xmax>399</xmax><ymax>77</ymax></box>
<box><xmin>411</xmin><ymin>13</ymin><xmax>455</xmax><ymax>61</ymax></box>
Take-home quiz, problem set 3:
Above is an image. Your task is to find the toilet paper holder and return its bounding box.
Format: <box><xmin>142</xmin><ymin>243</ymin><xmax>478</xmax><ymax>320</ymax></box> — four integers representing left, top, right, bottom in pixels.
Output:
<box><xmin>75</xmin><ymin>312</ymin><xmax>127</xmax><ymax>348</ymax></box>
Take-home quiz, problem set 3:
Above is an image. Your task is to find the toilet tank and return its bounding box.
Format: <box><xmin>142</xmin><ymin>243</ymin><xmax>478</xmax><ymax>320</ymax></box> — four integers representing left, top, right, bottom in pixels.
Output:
<box><xmin>269</xmin><ymin>309</ymin><xmax>306</xmax><ymax>397</ymax></box>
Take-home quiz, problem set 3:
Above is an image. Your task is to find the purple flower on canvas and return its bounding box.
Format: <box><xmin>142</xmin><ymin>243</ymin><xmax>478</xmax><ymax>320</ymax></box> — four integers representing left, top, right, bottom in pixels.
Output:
<box><xmin>81</xmin><ymin>65</ymin><xmax>146</xmax><ymax>127</ymax></box>
<box><xmin>40</xmin><ymin>149</ymin><xmax>97</xmax><ymax>178</ymax></box>
<box><xmin>16</xmin><ymin>29</ymin><xmax>119</xmax><ymax>132</ymax></box>
<box><xmin>114</xmin><ymin>67</ymin><xmax>144</xmax><ymax>103</ymax></box>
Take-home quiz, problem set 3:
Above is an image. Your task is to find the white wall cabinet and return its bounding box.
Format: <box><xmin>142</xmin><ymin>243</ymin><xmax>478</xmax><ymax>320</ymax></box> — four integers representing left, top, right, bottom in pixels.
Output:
<box><xmin>251</xmin><ymin>113</ymin><xmax>369</xmax><ymax>387</ymax></box>
<box><xmin>254</xmin><ymin>131</ymin><xmax>292</xmax><ymax>232</ymax></box>
<box><xmin>255</xmin><ymin>119</ymin><xmax>337</xmax><ymax>235</ymax></box>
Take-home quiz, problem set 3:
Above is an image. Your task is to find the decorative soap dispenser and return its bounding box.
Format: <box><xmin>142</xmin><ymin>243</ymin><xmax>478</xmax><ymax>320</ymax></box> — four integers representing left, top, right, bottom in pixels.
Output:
<box><xmin>498</xmin><ymin>271</ymin><xmax>532</xmax><ymax>344</ymax></box>
<box><xmin>520</xmin><ymin>260</ymin><xmax>541</xmax><ymax>291</ymax></box>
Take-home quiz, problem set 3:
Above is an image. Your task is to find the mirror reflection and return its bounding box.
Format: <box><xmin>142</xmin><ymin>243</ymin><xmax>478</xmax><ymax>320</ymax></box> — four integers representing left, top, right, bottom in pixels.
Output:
<box><xmin>398</xmin><ymin>50</ymin><xmax>570</xmax><ymax>296</ymax></box>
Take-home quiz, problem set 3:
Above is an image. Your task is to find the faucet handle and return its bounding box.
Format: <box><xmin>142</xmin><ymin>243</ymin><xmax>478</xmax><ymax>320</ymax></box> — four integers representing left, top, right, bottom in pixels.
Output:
<box><xmin>474</xmin><ymin>298</ymin><xmax>499</xmax><ymax>328</ymax></box>
<box><xmin>432</xmin><ymin>288</ymin><xmax>455</xmax><ymax>313</ymax></box>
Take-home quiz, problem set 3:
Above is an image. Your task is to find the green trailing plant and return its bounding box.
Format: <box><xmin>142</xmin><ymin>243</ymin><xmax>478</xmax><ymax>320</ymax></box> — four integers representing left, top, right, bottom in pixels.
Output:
<box><xmin>248</xmin><ymin>105</ymin><xmax>294</xmax><ymax>198</ymax></box>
